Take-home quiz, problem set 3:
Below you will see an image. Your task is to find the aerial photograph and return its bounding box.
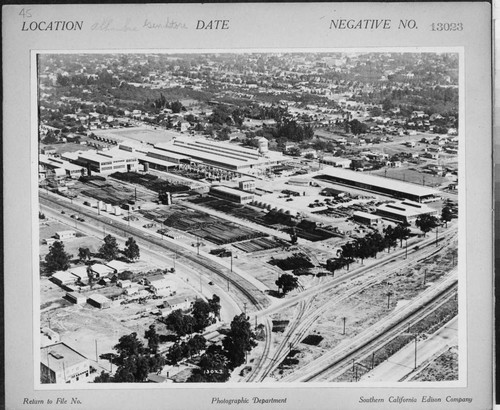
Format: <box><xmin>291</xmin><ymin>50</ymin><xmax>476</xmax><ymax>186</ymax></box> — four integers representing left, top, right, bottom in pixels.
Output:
<box><xmin>37</xmin><ymin>52</ymin><xmax>459</xmax><ymax>384</ymax></box>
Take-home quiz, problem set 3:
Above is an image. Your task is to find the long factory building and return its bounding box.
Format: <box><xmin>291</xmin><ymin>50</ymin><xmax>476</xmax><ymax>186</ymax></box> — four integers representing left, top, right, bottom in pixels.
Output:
<box><xmin>50</xmin><ymin>136</ymin><xmax>285</xmax><ymax>176</ymax></box>
<box><xmin>314</xmin><ymin>167</ymin><xmax>440</xmax><ymax>203</ymax></box>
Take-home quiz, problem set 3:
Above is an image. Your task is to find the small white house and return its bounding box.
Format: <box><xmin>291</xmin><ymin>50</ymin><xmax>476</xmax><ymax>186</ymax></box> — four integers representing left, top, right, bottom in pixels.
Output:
<box><xmin>55</xmin><ymin>230</ymin><xmax>76</xmax><ymax>240</ymax></box>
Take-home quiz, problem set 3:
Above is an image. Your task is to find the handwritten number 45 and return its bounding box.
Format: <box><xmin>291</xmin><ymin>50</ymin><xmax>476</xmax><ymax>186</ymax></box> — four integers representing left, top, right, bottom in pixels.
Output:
<box><xmin>19</xmin><ymin>8</ymin><xmax>32</xmax><ymax>18</ymax></box>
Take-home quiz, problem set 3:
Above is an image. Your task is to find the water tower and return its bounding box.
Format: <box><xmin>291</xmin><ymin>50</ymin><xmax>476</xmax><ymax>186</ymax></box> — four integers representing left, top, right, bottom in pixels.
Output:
<box><xmin>257</xmin><ymin>137</ymin><xmax>268</xmax><ymax>155</ymax></box>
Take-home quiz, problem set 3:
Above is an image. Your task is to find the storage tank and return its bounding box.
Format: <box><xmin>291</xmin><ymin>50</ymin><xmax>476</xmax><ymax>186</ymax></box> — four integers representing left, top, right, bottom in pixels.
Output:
<box><xmin>257</xmin><ymin>137</ymin><xmax>269</xmax><ymax>154</ymax></box>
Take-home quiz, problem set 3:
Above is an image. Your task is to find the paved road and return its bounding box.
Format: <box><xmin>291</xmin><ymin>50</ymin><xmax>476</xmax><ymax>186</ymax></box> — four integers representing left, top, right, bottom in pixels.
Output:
<box><xmin>41</xmin><ymin>203</ymin><xmax>242</xmax><ymax>324</ymax></box>
<box><xmin>360</xmin><ymin>316</ymin><xmax>458</xmax><ymax>382</ymax></box>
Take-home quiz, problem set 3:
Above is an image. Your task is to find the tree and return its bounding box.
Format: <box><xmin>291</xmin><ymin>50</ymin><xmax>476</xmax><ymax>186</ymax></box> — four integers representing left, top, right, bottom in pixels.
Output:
<box><xmin>94</xmin><ymin>370</ymin><xmax>112</xmax><ymax>383</ymax></box>
<box><xmin>44</xmin><ymin>241</ymin><xmax>72</xmax><ymax>273</ymax></box>
<box><xmin>186</xmin><ymin>334</ymin><xmax>206</xmax><ymax>358</ymax></box>
<box><xmin>144</xmin><ymin>324</ymin><xmax>160</xmax><ymax>354</ymax></box>
<box><xmin>275</xmin><ymin>273</ymin><xmax>299</xmax><ymax>295</ymax></box>
<box><xmin>123</xmin><ymin>237</ymin><xmax>140</xmax><ymax>261</ymax></box>
<box><xmin>208</xmin><ymin>294</ymin><xmax>221</xmax><ymax>320</ymax></box>
<box><xmin>78</xmin><ymin>247</ymin><xmax>92</xmax><ymax>263</ymax></box>
<box><xmin>340</xmin><ymin>242</ymin><xmax>356</xmax><ymax>269</ymax></box>
<box><xmin>326</xmin><ymin>257</ymin><xmax>346</xmax><ymax>276</ymax></box>
<box><xmin>223</xmin><ymin>313</ymin><xmax>257</xmax><ymax>369</ymax></box>
<box><xmin>166</xmin><ymin>342</ymin><xmax>184</xmax><ymax>366</ymax></box>
<box><xmin>383</xmin><ymin>226</ymin><xmax>398</xmax><ymax>251</ymax></box>
<box><xmin>441</xmin><ymin>206</ymin><xmax>453</xmax><ymax>227</ymax></box>
<box><xmin>192</xmin><ymin>299</ymin><xmax>213</xmax><ymax>332</ymax></box>
<box><xmin>114</xmin><ymin>332</ymin><xmax>145</xmax><ymax>363</ymax></box>
<box><xmin>393</xmin><ymin>223</ymin><xmax>411</xmax><ymax>248</ymax></box>
<box><xmin>348</xmin><ymin>119</ymin><xmax>367</xmax><ymax>135</ymax></box>
<box><xmin>163</xmin><ymin>309</ymin><xmax>195</xmax><ymax>337</ymax></box>
<box><xmin>415</xmin><ymin>214</ymin><xmax>439</xmax><ymax>236</ymax></box>
<box><xmin>99</xmin><ymin>234</ymin><xmax>119</xmax><ymax>261</ymax></box>
<box><xmin>188</xmin><ymin>348</ymin><xmax>230</xmax><ymax>382</ymax></box>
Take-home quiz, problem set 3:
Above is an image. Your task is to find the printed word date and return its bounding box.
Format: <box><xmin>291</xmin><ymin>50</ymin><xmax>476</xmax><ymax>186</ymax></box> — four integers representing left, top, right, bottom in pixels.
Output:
<box><xmin>431</xmin><ymin>22</ymin><xmax>463</xmax><ymax>31</ymax></box>
<box><xmin>196</xmin><ymin>20</ymin><xmax>229</xmax><ymax>30</ymax></box>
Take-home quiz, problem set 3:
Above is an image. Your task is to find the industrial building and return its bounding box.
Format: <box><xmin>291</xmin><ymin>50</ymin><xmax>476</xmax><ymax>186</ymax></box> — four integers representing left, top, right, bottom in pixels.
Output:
<box><xmin>353</xmin><ymin>211</ymin><xmax>381</xmax><ymax>226</ymax></box>
<box><xmin>154</xmin><ymin>137</ymin><xmax>284</xmax><ymax>172</ymax></box>
<box><xmin>145</xmin><ymin>275</ymin><xmax>177</xmax><ymax>296</ymax></box>
<box><xmin>209</xmin><ymin>185</ymin><xmax>255</xmax><ymax>204</ymax></box>
<box><xmin>320</xmin><ymin>156</ymin><xmax>352</xmax><ymax>168</ymax></box>
<box><xmin>65</xmin><ymin>292</ymin><xmax>86</xmax><ymax>304</ymax></box>
<box><xmin>376</xmin><ymin>200</ymin><xmax>439</xmax><ymax>223</ymax></box>
<box><xmin>62</xmin><ymin>149</ymin><xmax>139</xmax><ymax>174</ymax></box>
<box><xmin>40</xmin><ymin>342</ymin><xmax>90</xmax><ymax>384</ymax></box>
<box><xmin>39</xmin><ymin>154</ymin><xmax>87</xmax><ymax>179</ymax></box>
<box><xmin>315</xmin><ymin>167</ymin><xmax>440</xmax><ymax>203</ymax></box>
<box><xmin>239</xmin><ymin>179</ymin><xmax>256</xmax><ymax>192</ymax></box>
<box><xmin>51</xmin><ymin>270</ymin><xmax>78</xmax><ymax>287</ymax></box>
<box><xmin>87</xmin><ymin>294</ymin><xmax>111</xmax><ymax>309</ymax></box>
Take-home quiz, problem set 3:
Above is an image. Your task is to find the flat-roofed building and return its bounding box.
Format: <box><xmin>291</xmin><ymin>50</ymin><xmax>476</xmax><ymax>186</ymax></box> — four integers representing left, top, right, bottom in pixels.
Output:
<box><xmin>353</xmin><ymin>211</ymin><xmax>381</xmax><ymax>226</ymax></box>
<box><xmin>154</xmin><ymin>137</ymin><xmax>284</xmax><ymax>172</ymax></box>
<box><xmin>40</xmin><ymin>342</ymin><xmax>90</xmax><ymax>384</ymax></box>
<box><xmin>376</xmin><ymin>200</ymin><xmax>438</xmax><ymax>223</ymax></box>
<box><xmin>145</xmin><ymin>275</ymin><xmax>177</xmax><ymax>296</ymax></box>
<box><xmin>87</xmin><ymin>294</ymin><xmax>111</xmax><ymax>309</ymax></box>
<box><xmin>51</xmin><ymin>271</ymin><xmax>78</xmax><ymax>287</ymax></box>
<box><xmin>315</xmin><ymin>167</ymin><xmax>440</xmax><ymax>203</ymax></box>
<box><xmin>239</xmin><ymin>179</ymin><xmax>256</xmax><ymax>192</ymax></box>
<box><xmin>54</xmin><ymin>230</ymin><xmax>76</xmax><ymax>240</ymax></box>
<box><xmin>65</xmin><ymin>292</ymin><xmax>86</xmax><ymax>305</ymax></box>
<box><xmin>70</xmin><ymin>149</ymin><xmax>139</xmax><ymax>174</ymax></box>
<box><xmin>210</xmin><ymin>185</ymin><xmax>255</xmax><ymax>204</ymax></box>
<box><xmin>320</xmin><ymin>156</ymin><xmax>352</xmax><ymax>168</ymax></box>
<box><xmin>39</xmin><ymin>154</ymin><xmax>87</xmax><ymax>179</ymax></box>
<box><xmin>89</xmin><ymin>263</ymin><xmax>115</xmax><ymax>279</ymax></box>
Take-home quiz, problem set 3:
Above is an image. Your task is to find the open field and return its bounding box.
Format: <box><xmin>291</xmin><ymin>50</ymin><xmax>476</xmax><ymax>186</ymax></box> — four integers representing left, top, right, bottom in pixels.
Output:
<box><xmin>270</xmin><ymin>234</ymin><xmax>457</xmax><ymax>380</ymax></box>
<box><xmin>92</xmin><ymin>126</ymin><xmax>178</xmax><ymax>145</ymax></box>
<box><xmin>411</xmin><ymin>346</ymin><xmax>459</xmax><ymax>381</ymax></box>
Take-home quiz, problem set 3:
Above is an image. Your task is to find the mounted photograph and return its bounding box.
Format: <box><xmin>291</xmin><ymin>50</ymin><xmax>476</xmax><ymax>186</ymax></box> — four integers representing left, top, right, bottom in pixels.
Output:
<box><xmin>36</xmin><ymin>51</ymin><xmax>461</xmax><ymax>385</ymax></box>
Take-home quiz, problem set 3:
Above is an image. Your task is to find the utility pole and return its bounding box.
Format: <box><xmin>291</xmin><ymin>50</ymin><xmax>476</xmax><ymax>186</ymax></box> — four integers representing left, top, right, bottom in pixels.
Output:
<box><xmin>243</xmin><ymin>302</ymin><xmax>247</xmax><ymax>318</ymax></box>
<box><xmin>405</xmin><ymin>238</ymin><xmax>408</xmax><ymax>259</ymax></box>
<box><xmin>414</xmin><ymin>334</ymin><xmax>418</xmax><ymax>370</ymax></box>
<box><xmin>423</xmin><ymin>269</ymin><xmax>428</xmax><ymax>285</ymax></box>
<box><xmin>342</xmin><ymin>317</ymin><xmax>346</xmax><ymax>335</ymax></box>
<box><xmin>387</xmin><ymin>291</ymin><xmax>393</xmax><ymax>309</ymax></box>
<box><xmin>95</xmin><ymin>339</ymin><xmax>98</xmax><ymax>362</ymax></box>
<box><xmin>435</xmin><ymin>224</ymin><xmax>439</xmax><ymax>246</ymax></box>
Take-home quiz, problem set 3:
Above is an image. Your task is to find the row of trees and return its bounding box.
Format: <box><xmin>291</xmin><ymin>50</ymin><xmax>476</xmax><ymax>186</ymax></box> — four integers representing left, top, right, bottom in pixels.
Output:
<box><xmin>326</xmin><ymin>213</ymin><xmax>445</xmax><ymax>275</ymax></box>
<box><xmin>326</xmin><ymin>223</ymin><xmax>411</xmax><ymax>274</ymax></box>
<box><xmin>44</xmin><ymin>234</ymin><xmax>140</xmax><ymax>273</ymax></box>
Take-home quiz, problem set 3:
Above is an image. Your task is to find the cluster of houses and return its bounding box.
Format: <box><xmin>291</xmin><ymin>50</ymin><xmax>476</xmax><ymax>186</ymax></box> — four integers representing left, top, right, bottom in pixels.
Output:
<box><xmin>50</xmin><ymin>259</ymin><xmax>178</xmax><ymax>310</ymax></box>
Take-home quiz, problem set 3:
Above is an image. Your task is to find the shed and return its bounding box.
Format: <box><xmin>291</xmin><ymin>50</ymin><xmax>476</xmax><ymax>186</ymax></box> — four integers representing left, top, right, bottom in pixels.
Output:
<box><xmin>87</xmin><ymin>294</ymin><xmax>111</xmax><ymax>309</ymax></box>
<box><xmin>54</xmin><ymin>230</ymin><xmax>76</xmax><ymax>240</ymax></box>
<box><xmin>66</xmin><ymin>292</ymin><xmax>86</xmax><ymax>305</ymax></box>
<box><xmin>51</xmin><ymin>271</ymin><xmax>78</xmax><ymax>287</ymax></box>
<box><xmin>353</xmin><ymin>211</ymin><xmax>381</xmax><ymax>226</ymax></box>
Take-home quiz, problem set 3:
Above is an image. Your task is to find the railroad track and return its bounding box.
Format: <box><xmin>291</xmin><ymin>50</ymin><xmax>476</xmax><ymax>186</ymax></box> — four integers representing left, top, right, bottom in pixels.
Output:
<box><xmin>40</xmin><ymin>193</ymin><xmax>270</xmax><ymax>311</ymax></box>
<box><xmin>282</xmin><ymin>272</ymin><xmax>457</xmax><ymax>382</ymax></box>
<box><xmin>251</xmin><ymin>233</ymin><xmax>457</xmax><ymax>382</ymax></box>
